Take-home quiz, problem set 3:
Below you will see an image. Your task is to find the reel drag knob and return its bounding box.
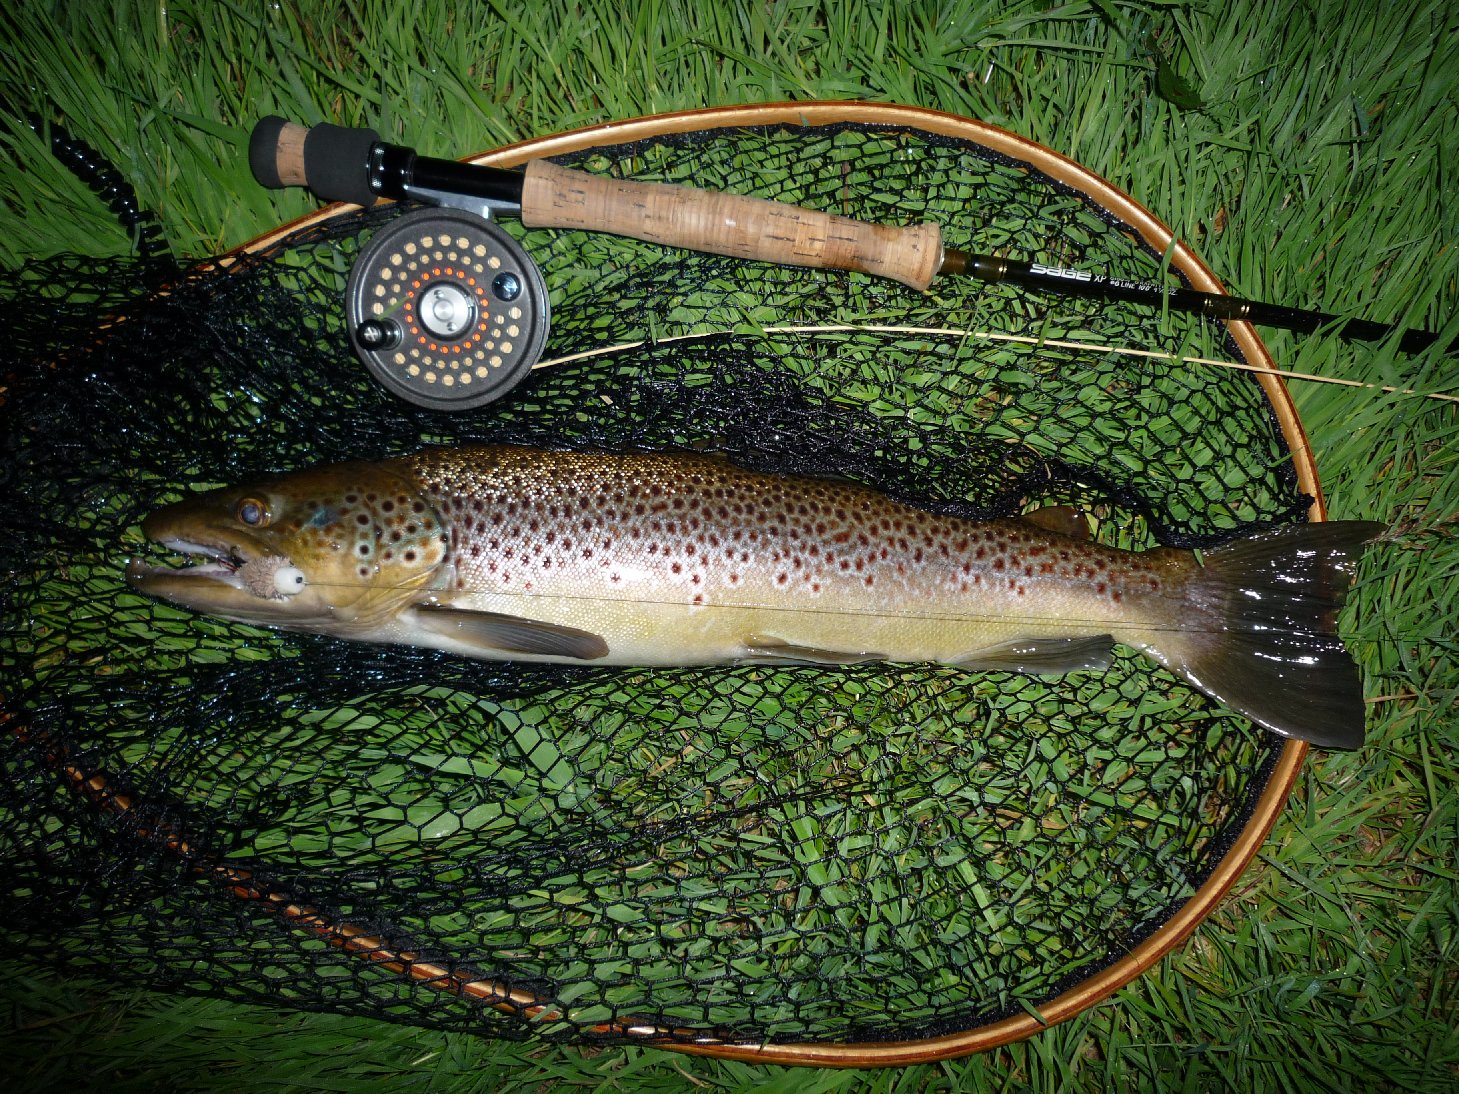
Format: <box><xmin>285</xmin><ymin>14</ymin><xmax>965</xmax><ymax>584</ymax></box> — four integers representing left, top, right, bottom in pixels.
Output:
<box><xmin>345</xmin><ymin>208</ymin><xmax>550</xmax><ymax>411</ymax></box>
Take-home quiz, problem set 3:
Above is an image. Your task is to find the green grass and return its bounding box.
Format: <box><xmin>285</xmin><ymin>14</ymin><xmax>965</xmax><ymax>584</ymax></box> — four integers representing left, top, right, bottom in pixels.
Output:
<box><xmin>3</xmin><ymin>0</ymin><xmax>1457</xmax><ymax>1090</ymax></box>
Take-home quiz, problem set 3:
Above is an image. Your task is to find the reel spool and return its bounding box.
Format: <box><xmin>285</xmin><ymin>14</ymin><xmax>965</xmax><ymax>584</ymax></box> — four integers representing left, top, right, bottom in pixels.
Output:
<box><xmin>345</xmin><ymin>208</ymin><xmax>549</xmax><ymax>411</ymax></box>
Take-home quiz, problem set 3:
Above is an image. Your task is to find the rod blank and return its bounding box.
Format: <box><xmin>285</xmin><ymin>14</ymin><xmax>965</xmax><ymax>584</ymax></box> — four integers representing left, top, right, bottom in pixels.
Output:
<box><xmin>943</xmin><ymin>251</ymin><xmax>1449</xmax><ymax>355</ymax></box>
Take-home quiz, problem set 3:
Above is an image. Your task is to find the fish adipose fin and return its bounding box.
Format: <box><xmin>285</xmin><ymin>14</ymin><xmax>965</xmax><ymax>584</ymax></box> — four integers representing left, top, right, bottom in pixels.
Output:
<box><xmin>1154</xmin><ymin>521</ymin><xmax>1385</xmax><ymax>750</ymax></box>
<box><xmin>413</xmin><ymin>606</ymin><xmax>609</xmax><ymax>660</ymax></box>
<box><xmin>955</xmin><ymin>635</ymin><xmax>1115</xmax><ymax>674</ymax></box>
<box><xmin>740</xmin><ymin>636</ymin><xmax>883</xmax><ymax>665</ymax></box>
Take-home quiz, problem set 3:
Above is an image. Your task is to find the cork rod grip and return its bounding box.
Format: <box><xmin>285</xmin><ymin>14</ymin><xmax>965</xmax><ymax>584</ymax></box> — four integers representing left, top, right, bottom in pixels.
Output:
<box><xmin>521</xmin><ymin>160</ymin><xmax>943</xmax><ymax>290</ymax></box>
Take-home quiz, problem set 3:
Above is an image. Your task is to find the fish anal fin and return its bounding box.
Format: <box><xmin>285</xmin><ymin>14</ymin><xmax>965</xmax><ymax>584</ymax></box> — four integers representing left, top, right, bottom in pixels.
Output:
<box><xmin>741</xmin><ymin>635</ymin><xmax>882</xmax><ymax>665</ymax></box>
<box><xmin>1020</xmin><ymin>505</ymin><xmax>1093</xmax><ymax>540</ymax></box>
<box><xmin>413</xmin><ymin>605</ymin><xmax>609</xmax><ymax>661</ymax></box>
<box><xmin>955</xmin><ymin>634</ymin><xmax>1114</xmax><ymax>674</ymax></box>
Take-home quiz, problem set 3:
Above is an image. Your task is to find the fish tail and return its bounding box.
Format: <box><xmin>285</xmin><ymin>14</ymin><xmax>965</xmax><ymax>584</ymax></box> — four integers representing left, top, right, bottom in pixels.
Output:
<box><xmin>1151</xmin><ymin>521</ymin><xmax>1386</xmax><ymax>749</ymax></box>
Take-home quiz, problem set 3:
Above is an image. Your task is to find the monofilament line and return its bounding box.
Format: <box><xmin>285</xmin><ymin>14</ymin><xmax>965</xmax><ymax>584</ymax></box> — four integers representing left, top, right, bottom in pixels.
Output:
<box><xmin>532</xmin><ymin>325</ymin><xmax>1459</xmax><ymax>405</ymax></box>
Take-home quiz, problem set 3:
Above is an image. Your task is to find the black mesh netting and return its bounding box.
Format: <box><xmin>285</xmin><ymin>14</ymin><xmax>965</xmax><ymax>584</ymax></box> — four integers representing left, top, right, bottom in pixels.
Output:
<box><xmin>1</xmin><ymin>120</ymin><xmax>1310</xmax><ymax>1047</ymax></box>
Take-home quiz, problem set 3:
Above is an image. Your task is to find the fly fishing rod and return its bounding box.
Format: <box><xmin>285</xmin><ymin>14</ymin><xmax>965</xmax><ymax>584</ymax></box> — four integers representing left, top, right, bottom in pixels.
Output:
<box><xmin>250</xmin><ymin>117</ymin><xmax>1452</xmax><ymax>409</ymax></box>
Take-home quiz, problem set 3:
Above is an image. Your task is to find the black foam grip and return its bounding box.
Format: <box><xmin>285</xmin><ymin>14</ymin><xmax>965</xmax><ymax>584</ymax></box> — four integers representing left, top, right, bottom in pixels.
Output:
<box><xmin>248</xmin><ymin>115</ymin><xmax>289</xmax><ymax>189</ymax></box>
<box><xmin>303</xmin><ymin>122</ymin><xmax>380</xmax><ymax>207</ymax></box>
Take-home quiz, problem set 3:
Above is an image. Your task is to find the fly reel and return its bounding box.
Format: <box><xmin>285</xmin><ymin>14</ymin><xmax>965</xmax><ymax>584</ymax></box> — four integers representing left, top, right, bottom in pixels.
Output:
<box><xmin>345</xmin><ymin>208</ymin><xmax>549</xmax><ymax>411</ymax></box>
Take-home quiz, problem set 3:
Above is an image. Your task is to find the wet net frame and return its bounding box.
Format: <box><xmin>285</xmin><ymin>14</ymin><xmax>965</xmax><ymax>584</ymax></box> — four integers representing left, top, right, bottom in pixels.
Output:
<box><xmin>0</xmin><ymin>103</ymin><xmax>1327</xmax><ymax>1066</ymax></box>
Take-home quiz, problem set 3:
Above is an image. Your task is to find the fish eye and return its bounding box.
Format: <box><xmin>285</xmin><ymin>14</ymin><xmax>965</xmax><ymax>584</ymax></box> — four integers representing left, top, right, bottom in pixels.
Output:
<box><xmin>236</xmin><ymin>497</ymin><xmax>271</xmax><ymax>527</ymax></box>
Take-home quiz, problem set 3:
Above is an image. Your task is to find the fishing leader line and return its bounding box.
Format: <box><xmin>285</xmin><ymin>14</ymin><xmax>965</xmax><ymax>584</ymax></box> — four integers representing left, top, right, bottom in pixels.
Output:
<box><xmin>529</xmin><ymin>325</ymin><xmax>1459</xmax><ymax>406</ymax></box>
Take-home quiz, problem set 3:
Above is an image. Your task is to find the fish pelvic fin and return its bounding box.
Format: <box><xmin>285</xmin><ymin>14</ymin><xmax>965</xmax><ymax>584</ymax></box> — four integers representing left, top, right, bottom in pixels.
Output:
<box><xmin>1150</xmin><ymin>521</ymin><xmax>1386</xmax><ymax>750</ymax></box>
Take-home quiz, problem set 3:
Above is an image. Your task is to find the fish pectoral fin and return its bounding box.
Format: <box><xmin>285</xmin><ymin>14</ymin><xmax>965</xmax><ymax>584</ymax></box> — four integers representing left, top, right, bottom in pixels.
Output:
<box><xmin>1019</xmin><ymin>505</ymin><xmax>1094</xmax><ymax>540</ymax></box>
<box><xmin>954</xmin><ymin>634</ymin><xmax>1114</xmax><ymax>674</ymax></box>
<box><xmin>739</xmin><ymin>634</ymin><xmax>883</xmax><ymax>666</ymax></box>
<box><xmin>412</xmin><ymin>605</ymin><xmax>609</xmax><ymax>661</ymax></box>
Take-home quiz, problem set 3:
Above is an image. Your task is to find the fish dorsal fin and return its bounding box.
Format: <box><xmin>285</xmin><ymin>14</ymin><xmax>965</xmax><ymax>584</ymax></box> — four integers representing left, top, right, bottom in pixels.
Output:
<box><xmin>1019</xmin><ymin>505</ymin><xmax>1093</xmax><ymax>540</ymax></box>
<box><xmin>740</xmin><ymin>635</ymin><xmax>883</xmax><ymax>665</ymax></box>
<box><xmin>955</xmin><ymin>635</ymin><xmax>1114</xmax><ymax>674</ymax></box>
<box><xmin>412</xmin><ymin>606</ymin><xmax>609</xmax><ymax>661</ymax></box>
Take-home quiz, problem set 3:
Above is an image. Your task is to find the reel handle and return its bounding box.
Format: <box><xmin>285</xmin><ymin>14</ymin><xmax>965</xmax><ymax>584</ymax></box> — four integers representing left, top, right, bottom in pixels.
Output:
<box><xmin>248</xmin><ymin>117</ymin><xmax>944</xmax><ymax>289</ymax></box>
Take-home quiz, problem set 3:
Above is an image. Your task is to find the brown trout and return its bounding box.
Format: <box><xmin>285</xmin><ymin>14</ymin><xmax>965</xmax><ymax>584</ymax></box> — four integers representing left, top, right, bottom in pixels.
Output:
<box><xmin>126</xmin><ymin>445</ymin><xmax>1383</xmax><ymax>748</ymax></box>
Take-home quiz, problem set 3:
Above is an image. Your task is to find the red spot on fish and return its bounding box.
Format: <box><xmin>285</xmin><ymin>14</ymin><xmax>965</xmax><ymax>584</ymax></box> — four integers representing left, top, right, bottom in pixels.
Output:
<box><xmin>992</xmin><ymin>557</ymin><xmax>1004</xmax><ymax>571</ymax></box>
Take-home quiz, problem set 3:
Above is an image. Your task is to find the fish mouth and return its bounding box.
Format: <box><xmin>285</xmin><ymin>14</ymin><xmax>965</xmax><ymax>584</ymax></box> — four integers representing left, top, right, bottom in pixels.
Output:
<box><xmin>125</xmin><ymin>534</ymin><xmax>322</xmax><ymax>623</ymax></box>
<box><xmin>126</xmin><ymin>536</ymin><xmax>260</xmax><ymax>594</ymax></box>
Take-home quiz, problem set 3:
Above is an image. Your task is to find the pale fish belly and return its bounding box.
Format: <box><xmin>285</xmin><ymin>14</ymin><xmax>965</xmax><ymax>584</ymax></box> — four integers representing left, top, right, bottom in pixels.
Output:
<box><xmin>405</xmin><ymin>448</ymin><xmax>1186</xmax><ymax>667</ymax></box>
